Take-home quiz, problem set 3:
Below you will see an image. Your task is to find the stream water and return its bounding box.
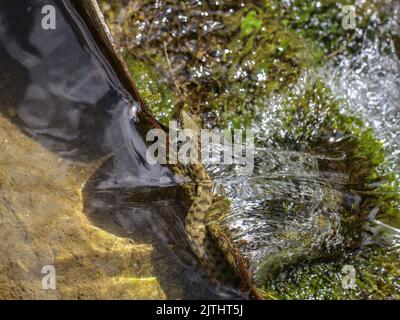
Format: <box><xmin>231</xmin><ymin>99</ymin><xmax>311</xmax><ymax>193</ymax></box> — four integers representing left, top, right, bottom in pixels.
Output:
<box><xmin>203</xmin><ymin>0</ymin><xmax>400</xmax><ymax>297</ymax></box>
<box><xmin>0</xmin><ymin>0</ymin><xmax>399</xmax><ymax>299</ymax></box>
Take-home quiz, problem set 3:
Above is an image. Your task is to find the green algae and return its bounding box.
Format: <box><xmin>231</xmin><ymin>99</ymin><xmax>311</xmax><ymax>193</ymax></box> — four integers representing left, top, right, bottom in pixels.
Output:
<box><xmin>101</xmin><ymin>0</ymin><xmax>390</xmax><ymax>126</ymax></box>
<box><xmin>251</xmin><ymin>78</ymin><xmax>400</xmax><ymax>298</ymax></box>
<box><xmin>101</xmin><ymin>0</ymin><xmax>322</xmax><ymax>126</ymax></box>
<box><xmin>209</xmin><ymin>9</ymin><xmax>322</xmax><ymax>128</ymax></box>
<box><xmin>101</xmin><ymin>0</ymin><xmax>390</xmax><ymax>127</ymax></box>
<box><xmin>260</xmin><ymin>244</ymin><xmax>400</xmax><ymax>300</ymax></box>
<box><xmin>263</xmin><ymin>79</ymin><xmax>386</xmax><ymax>172</ymax></box>
<box><xmin>262</xmin><ymin>0</ymin><xmax>388</xmax><ymax>56</ymax></box>
<box><xmin>240</xmin><ymin>10</ymin><xmax>262</xmax><ymax>37</ymax></box>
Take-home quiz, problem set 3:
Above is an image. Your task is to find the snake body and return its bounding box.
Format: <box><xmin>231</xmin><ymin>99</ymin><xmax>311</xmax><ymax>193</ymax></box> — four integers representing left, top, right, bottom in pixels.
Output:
<box><xmin>180</xmin><ymin>113</ymin><xmax>243</xmax><ymax>287</ymax></box>
<box><xmin>185</xmin><ymin>162</ymin><xmax>213</xmax><ymax>263</ymax></box>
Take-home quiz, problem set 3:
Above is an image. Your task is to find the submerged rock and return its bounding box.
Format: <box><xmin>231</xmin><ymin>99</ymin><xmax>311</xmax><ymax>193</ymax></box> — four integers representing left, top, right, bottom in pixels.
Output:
<box><xmin>101</xmin><ymin>0</ymin><xmax>399</xmax><ymax>299</ymax></box>
<box><xmin>263</xmin><ymin>243</ymin><xmax>400</xmax><ymax>299</ymax></box>
<box><xmin>0</xmin><ymin>114</ymin><xmax>163</xmax><ymax>299</ymax></box>
<box><xmin>207</xmin><ymin>77</ymin><xmax>399</xmax><ymax>297</ymax></box>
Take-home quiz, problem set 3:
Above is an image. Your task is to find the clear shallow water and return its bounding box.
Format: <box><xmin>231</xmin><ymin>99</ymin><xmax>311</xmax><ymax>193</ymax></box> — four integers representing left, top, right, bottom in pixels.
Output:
<box><xmin>322</xmin><ymin>2</ymin><xmax>400</xmax><ymax>180</ymax></box>
<box><xmin>205</xmin><ymin>127</ymin><xmax>367</xmax><ymax>285</ymax></box>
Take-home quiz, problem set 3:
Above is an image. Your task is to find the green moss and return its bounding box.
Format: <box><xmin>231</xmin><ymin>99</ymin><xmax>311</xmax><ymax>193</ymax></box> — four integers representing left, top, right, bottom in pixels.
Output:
<box><xmin>260</xmin><ymin>76</ymin><xmax>398</xmax><ymax>197</ymax></box>
<box><xmin>363</xmin><ymin>173</ymin><xmax>400</xmax><ymax>229</ymax></box>
<box><xmin>262</xmin><ymin>79</ymin><xmax>385</xmax><ymax>170</ymax></box>
<box><xmin>103</xmin><ymin>0</ymin><xmax>390</xmax><ymax>127</ymax></box>
<box><xmin>103</xmin><ymin>1</ymin><xmax>327</xmax><ymax>126</ymax></box>
<box><xmin>125</xmin><ymin>55</ymin><xmax>174</xmax><ymax>125</ymax></box>
<box><xmin>262</xmin><ymin>0</ymin><xmax>388</xmax><ymax>56</ymax></box>
<box><xmin>253</xmin><ymin>79</ymin><xmax>400</xmax><ymax>298</ymax></box>
<box><xmin>260</xmin><ymin>245</ymin><xmax>400</xmax><ymax>299</ymax></box>
<box><xmin>241</xmin><ymin>10</ymin><xmax>262</xmax><ymax>36</ymax></box>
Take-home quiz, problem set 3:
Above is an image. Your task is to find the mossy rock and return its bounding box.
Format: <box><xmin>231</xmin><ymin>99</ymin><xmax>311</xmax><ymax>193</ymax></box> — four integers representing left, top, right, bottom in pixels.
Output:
<box><xmin>100</xmin><ymin>1</ymin><xmax>322</xmax><ymax>126</ymax></box>
<box><xmin>100</xmin><ymin>0</ymin><xmax>390</xmax><ymax>128</ymax></box>
<box><xmin>260</xmin><ymin>244</ymin><xmax>400</xmax><ymax>299</ymax></box>
<box><xmin>207</xmin><ymin>79</ymin><xmax>399</xmax><ymax>298</ymax></box>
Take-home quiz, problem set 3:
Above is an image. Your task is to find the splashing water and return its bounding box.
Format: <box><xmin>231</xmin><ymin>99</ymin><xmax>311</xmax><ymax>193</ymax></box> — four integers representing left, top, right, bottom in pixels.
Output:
<box><xmin>322</xmin><ymin>3</ymin><xmax>400</xmax><ymax>180</ymax></box>
<box><xmin>202</xmin><ymin>1</ymin><xmax>400</xmax><ymax>295</ymax></box>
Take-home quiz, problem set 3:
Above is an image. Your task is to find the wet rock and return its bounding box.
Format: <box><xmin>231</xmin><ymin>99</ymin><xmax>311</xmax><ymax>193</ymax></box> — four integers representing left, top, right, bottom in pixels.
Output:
<box><xmin>0</xmin><ymin>114</ymin><xmax>164</xmax><ymax>299</ymax></box>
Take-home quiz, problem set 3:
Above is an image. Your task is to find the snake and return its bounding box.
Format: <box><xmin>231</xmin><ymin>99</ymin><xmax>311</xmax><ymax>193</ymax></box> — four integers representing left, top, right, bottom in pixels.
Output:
<box><xmin>179</xmin><ymin>112</ymin><xmax>261</xmax><ymax>298</ymax></box>
<box><xmin>178</xmin><ymin>112</ymin><xmax>214</xmax><ymax>265</ymax></box>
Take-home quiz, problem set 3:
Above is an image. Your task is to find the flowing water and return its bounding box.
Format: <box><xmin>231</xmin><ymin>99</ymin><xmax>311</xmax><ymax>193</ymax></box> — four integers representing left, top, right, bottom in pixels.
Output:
<box><xmin>1</xmin><ymin>0</ymin><xmax>399</xmax><ymax>299</ymax></box>
<box><xmin>202</xmin><ymin>1</ymin><xmax>400</xmax><ymax>297</ymax></box>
